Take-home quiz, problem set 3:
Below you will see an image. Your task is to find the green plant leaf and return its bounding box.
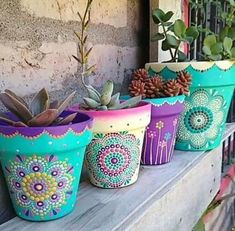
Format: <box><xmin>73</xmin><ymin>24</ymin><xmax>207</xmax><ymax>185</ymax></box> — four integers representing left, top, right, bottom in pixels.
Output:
<box><xmin>211</xmin><ymin>42</ymin><xmax>223</xmax><ymax>55</ymax></box>
<box><xmin>208</xmin><ymin>54</ymin><xmax>222</xmax><ymax>61</ymax></box>
<box><xmin>108</xmin><ymin>92</ymin><xmax>120</xmax><ymax>108</ymax></box>
<box><xmin>223</xmin><ymin>37</ymin><xmax>233</xmax><ymax>52</ymax></box>
<box><xmin>173</xmin><ymin>19</ymin><xmax>186</xmax><ymax>38</ymax></box>
<box><xmin>219</xmin><ymin>27</ymin><xmax>229</xmax><ymax>41</ymax></box>
<box><xmin>202</xmin><ymin>45</ymin><xmax>212</xmax><ymax>56</ymax></box>
<box><xmin>162</xmin><ymin>11</ymin><xmax>174</xmax><ymax>22</ymax></box>
<box><xmin>203</xmin><ymin>35</ymin><xmax>217</xmax><ymax>47</ymax></box>
<box><xmin>86</xmin><ymin>86</ymin><xmax>100</xmax><ymax>103</ymax></box>
<box><xmin>177</xmin><ymin>50</ymin><xmax>187</xmax><ymax>62</ymax></box>
<box><xmin>162</xmin><ymin>39</ymin><xmax>170</xmax><ymax>51</ymax></box>
<box><xmin>228</xmin><ymin>27</ymin><xmax>235</xmax><ymax>40</ymax></box>
<box><xmin>30</xmin><ymin>88</ymin><xmax>49</xmax><ymax>116</ymax></box>
<box><xmin>83</xmin><ymin>97</ymin><xmax>100</xmax><ymax>108</ymax></box>
<box><xmin>231</xmin><ymin>47</ymin><xmax>235</xmax><ymax>58</ymax></box>
<box><xmin>152</xmin><ymin>33</ymin><xmax>165</xmax><ymax>41</ymax></box>
<box><xmin>100</xmin><ymin>80</ymin><xmax>114</xmax><ymax>106</ymax></box>
<box><xmin>152</xmin><ymin>9</ymin><xmax>165</xmax><ymax>24</ymax></box>
<box><xmin>166</xmin><ymin>35</ymin><xmax>180</xmax><ymax>48</ymax></box>
<box><xmin>185</xmin><ymin>26</ymin><xmax>199</xmax><ymax>40</ymax></box>
<box><xmin>182</xmin><ymin>36</ymin><xmax>194</xmax><ymax>44</ymax></box>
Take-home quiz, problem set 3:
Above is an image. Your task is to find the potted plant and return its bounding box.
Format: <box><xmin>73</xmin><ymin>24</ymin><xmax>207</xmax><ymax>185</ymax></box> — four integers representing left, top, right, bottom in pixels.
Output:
<box><xmin>0</xmin><ymin>88</ymin><xmax>93</xmax><ymax>221</ymax></box>
<box><xmin>146</xmin><ymin>7</ymin><xmax>235</xmax><ymax>151</ymax></box>
<box><xmin>126</xmin><ymin>69</ymin><xmax>191</xmax><ymax>165</ymax></box>
<box><xmin>70</xmin><ymin>0</ymin><xmax>151</xmax><ymax>188</ymax></box>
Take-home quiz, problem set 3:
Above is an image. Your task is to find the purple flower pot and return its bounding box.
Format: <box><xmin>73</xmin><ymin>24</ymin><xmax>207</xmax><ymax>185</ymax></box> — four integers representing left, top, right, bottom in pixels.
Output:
<box><xmin>141</xmin><ymin>95</ymin><xmax>185</xmax><ymax>165</ymax></box>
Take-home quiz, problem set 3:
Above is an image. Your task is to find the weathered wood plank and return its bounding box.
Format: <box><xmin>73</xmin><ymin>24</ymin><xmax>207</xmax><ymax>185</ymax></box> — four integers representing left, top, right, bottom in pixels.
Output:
<box><xmin>0</xmin><ymin>166</ymin><xmax>15</xmax><ymax>225</ymax></box>
<box><xmin>1</xmin><ymin>124</ymin><xmax>234</xmax><ymax>231</ymax></box>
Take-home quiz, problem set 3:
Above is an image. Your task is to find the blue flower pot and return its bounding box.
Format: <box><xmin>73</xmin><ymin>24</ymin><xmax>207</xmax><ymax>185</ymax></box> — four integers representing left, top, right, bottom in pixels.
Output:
<box><xmin>0</xmin><ymin>112</ymin><xmax>93</xmax><ymax>221</ymax></box>
<box><xmin>146</xmin><ymin>61</ymin><xmax>235</xmax><ymax>151</ymax></box>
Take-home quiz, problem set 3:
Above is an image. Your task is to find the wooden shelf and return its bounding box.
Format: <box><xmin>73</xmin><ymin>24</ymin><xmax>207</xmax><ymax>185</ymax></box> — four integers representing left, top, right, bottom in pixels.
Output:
<box><xmin>1</xmin><ymin>124</ymin><xmax>235</xmax><ymax>231</ymax></box>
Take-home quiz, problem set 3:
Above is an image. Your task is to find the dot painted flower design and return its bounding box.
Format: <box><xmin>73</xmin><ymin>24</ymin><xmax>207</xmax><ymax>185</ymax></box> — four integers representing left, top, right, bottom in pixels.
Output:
<box><xmin>156</xmin><ymin>121</ymin><xmax>164</xmax><ymax>129</ymax></box>
<box><xmin>177</xmin><ymin>89</ymin><xmax>225</xmax><ymax>149</ymax></box>
<box><xmin>5</xmin><ymin>155</ymin><xmax>74</xmax><ymax>218</ymax></box>
<box><xmin>86</xmin><ymin>132</ymin><xmax>140</xmax><ymax>188</ymax></box>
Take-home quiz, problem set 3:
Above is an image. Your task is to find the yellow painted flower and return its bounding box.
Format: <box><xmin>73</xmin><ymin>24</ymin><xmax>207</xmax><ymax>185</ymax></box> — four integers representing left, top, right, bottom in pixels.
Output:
<box><xmin>156</xmin><ymin>121</ymin><xmax>164</xmax><ymax>129</ymax></box>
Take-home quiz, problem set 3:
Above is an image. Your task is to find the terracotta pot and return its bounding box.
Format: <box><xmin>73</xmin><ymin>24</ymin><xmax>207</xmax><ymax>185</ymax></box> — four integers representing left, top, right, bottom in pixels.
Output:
<box><xmin>0</xmin><ymin>112</ymin><xmax>93</xmax><ymax>221</ymax></box>
<box><xmin>69</xmin><ymin>102</ymin><xmax>151</xmax><ymax>188</ymax></box>
<box><xmin>146</xmin><ymin>61</ymin><xmax>235</xmax><ymax>151</ymax></box>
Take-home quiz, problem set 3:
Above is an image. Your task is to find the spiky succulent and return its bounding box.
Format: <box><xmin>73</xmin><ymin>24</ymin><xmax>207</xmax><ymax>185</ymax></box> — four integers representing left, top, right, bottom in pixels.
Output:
<box><xmin>80</xmin><ymin>80</ymin><xmax>142</xmax><ymax>111</ymax></box>
<box><xmin>0</xmin><ymin>88</ymin><xmax>76</xmax><ymax>127</ymax></box>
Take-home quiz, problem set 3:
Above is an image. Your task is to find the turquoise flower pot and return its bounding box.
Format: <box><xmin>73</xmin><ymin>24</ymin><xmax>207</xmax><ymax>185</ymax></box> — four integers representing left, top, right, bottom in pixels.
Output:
<box><xmin>0</xmin><ymin>112</ymin><xmax>93</xmax><ymax>221</ymax></box>
<box><xmin>146</xmin><ymin>61</ymin><xmax>235</xmax><ymax>151</ymax></box>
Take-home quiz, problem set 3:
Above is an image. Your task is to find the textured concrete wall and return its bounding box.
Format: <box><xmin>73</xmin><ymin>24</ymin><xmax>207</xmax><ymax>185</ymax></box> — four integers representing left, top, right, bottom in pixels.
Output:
<box><xmin>0</xmin><ymin>0</ymin><xmax>149</xmax><ymax>101</ymax></box>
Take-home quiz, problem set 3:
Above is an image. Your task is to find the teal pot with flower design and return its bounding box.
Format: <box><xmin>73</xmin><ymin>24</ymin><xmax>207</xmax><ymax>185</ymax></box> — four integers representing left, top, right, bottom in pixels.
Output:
<box><xmin>69</xmin><ymin>102</ymin><xmax>151</xmax><ymax>189</ymax></box>
<box><xmin>146</xmin><ymin>61</ymin><xmax>235</xmax><ymax>151</ymax></box>
<box><xmin>0</xmin><ymin>111</ymin><xmax>93</xmax><ymax>221</ymax></box>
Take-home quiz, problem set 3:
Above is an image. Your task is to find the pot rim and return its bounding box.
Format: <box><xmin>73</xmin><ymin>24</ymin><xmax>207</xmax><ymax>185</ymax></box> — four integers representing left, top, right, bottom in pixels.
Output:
<box><xmin>0</xmin><ymin>111</ymin><xmax>93</xmax><ymax>136</ymax></box>
<box><xmin>69</xmin><ymin>101</ymin><xmax>151</xmax><ymax>116</ymax></box>
<box><xmin>146</xmin><ymin>60</ymin><xmax>235</xmax><ymax>72</ymax></box>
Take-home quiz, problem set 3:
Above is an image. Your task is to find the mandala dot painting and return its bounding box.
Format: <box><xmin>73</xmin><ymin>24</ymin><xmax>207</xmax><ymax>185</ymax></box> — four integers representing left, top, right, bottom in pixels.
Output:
<box><xmin>177</xmin><ymin>89</ymin><xmax>225</xmax><ymax>149</ymax></box>
<box><xmin>86</xmin><ymin>132</ymin><xmax>141</xmax><ymax>188</ymax></box>
<box><xmin>5</xmin><ymin>155</ymin><xmax>74</xmax><ymax>218</ymax></box>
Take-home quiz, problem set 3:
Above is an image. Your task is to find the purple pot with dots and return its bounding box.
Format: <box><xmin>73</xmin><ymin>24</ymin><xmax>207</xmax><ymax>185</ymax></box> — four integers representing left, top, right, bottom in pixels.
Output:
<box><xmin>141</xmin><ymin>95</ymin><xmax>185</xmax><ymax>165</ymax></box>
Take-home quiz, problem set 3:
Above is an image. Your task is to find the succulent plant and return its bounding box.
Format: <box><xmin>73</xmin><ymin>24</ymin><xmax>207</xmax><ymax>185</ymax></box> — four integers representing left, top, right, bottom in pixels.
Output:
<box><xmin>190</xmin><ymin>0</ymin><xmax>235</xmax><ymax>61</ymax></box>
<box><xmin>202</xmin><ymin>31</ymin><xmax>235</xmax><ymax>61</ymax></box>
<box><xmin>81</xmin><ymin>80</ymin><xmax>142</xmax><ymax>111</ymax></box>
<box><xmin>73</xmin><ymin>0</ymin><xmax>142</xmax><ymax>111</ymax></box>
<box><xmin>152</xmin><ymin>8</ymin><xmax>199</xmax><ymax>62</ymax></box>
<box><xmin>0</xmin><ymin>88</ymin><xmax>76</xmax><ymax>127</ymax></box>
<box><xmin>129</xmin><ymin>68</ymin><xmax>192</xmax><ymax>98</ymax></box>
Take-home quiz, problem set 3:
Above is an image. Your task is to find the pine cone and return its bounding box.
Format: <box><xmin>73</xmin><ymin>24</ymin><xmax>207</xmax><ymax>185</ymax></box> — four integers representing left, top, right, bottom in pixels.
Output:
<box><xmin>176</xmin><ymin>71</ymin><xmax>192</xmax><ymax>96</ymax></box>
<box><xmin>145</xmin><ymin>76</ymin><xmax>164</xmax><ymax>98</ymax></box>
<box><xmin>163</xmin><ymin>79</ymin><xmax>180</xmax><ymax>97</ymax></box>
<box><xmin>129</xmin><ymin>80</ymin><xmax>146</xmax><ymax>98</ymax></box>
<box><xmin>132</xmin><ymin>69</ymin><xmax>148</xmax><ymax>82</ymax></box>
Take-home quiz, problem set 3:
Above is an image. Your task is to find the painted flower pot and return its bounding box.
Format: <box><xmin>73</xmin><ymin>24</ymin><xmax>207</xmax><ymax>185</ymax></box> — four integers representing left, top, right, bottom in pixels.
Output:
<box><xmin>69</xmin><ymin>102</ymin><xmax>151</xmax><ymax>188</ymax></box>
<box><xmin>0</xmin><ymin>112</ymin><xmax>93</xmax><ymax>221</ymax></box>
<box><xmin>146</xmin><ymin>61</ymin><xmax>235</xmax><ymax>151</ymax></box>
<box><xmin>141</xmin><ymin>95</ymin><xmax>185</xmax><ymax>165</ymax></box>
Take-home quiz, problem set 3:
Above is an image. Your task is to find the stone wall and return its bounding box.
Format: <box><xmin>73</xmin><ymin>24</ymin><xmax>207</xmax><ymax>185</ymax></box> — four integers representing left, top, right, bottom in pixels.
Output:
<box><xmin>0</xmin><ymin>0</ymin><xmax>149</xmax><ymax>101</ymax></box>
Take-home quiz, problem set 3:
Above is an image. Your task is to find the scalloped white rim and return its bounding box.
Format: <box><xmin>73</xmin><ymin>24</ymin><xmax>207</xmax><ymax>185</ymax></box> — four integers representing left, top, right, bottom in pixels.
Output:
<box><xmin>145</xmin><ymin>60</ymin><xmax>235</xmax><ymax>72</ymax></box>
<box><xmin>150</xmin><ymin>98</ymin><xmax>185</xmax><ymax>107</ymax></box>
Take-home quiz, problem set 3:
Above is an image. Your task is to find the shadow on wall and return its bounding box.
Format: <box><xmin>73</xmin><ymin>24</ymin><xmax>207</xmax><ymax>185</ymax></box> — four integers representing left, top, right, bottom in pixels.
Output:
<box><xmin>0</xmin><ymin>166</ymin><xmax>15</xmax><ymax>224</ymax></box>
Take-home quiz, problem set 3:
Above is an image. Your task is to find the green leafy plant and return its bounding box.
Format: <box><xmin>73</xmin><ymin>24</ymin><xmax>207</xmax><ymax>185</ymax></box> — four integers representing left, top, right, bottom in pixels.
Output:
<box><xmin>73</xmin><ymin>0</ymin><xmax>142</xmax><ymax>110</ymax></box>
<box><xmin>152</xmin><ymin>9</ymin><xmax>199</xmax><ymax>62</ymax></box>
<box><xmin>0</xmin><ymin>88</ymin><xmax>76</xmax><ymax>127</ymax></box>
<box><xmin>190</xmin><ymin>0</ymin><xmax>235</xmax><ymax>60</ymax></box>
<box><xmin>202</xmin><ymin>32</ymin><xmax>235</xmax><ymax>60</ymax></box>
